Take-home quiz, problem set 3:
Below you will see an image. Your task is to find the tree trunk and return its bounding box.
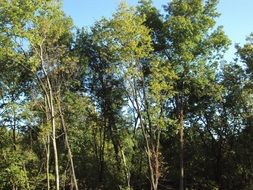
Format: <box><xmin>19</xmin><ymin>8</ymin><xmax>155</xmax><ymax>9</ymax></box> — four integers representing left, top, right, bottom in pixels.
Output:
<box><xmin>134</xmin><ymin>97</ymin><xmax>159</xmax><ymax>190</ymax></box>
<box><xmin>39</xmin><ymin>73</ymin><xmax>59</xmax><ymax>190</ymax></box>
<box><xmin>39</xmin><ymin>46</ymin><xmax>60</xmax><ymax>190</ymax></box>
<box><xmin>108</xmin><ymin>119</ymin><xmax>121</xmax><ymax>171</ymax></box>
<box><xmin>46</xmin><ymin>134</ymin><xmax>50</xmax><ymax>190</ymax></box>
<box><xmin>57</xmin><ymin>99</ymin><xmax>79</xmax><ymax>190</ymax></box>
<box><xmin>12</xmin><ymin>109</ymin><xmax>16</xmax><ymax>150</ymax></box>
<box><xmin>45</xmin><ymin>99</ymin><xmax>51</xmax><ymax>190</ymax></box>
<box><xmin>179</xmin><ymin>108</ymin><xmax>184</xmax><ymax>190</ymax></box>
<box><xmin>50</xmin><ymin>93</ymin><xmax>60</xmax><ymax>190</ymax></box>
<box><xmin>121</xmin><ymin>148</ymin><xmax>131</xmax><ymax>189</ymax></box>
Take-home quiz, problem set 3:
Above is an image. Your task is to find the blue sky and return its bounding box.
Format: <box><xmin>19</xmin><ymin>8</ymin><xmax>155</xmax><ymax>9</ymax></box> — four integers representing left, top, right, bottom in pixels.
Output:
<box><xmin>63</xmin><ymin>0</ymin><xmax>166</xmax><ymax>27</ymax></box>
<box><xmin>63</xmin><ymin>0</ymin><xmax>253</xmax><ymax>61</ymax></box>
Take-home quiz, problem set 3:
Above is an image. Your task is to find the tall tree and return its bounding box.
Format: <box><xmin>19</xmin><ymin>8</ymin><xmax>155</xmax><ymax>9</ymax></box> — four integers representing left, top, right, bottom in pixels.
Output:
<box><xmin>163</xmin><ymin>0</ymin><xmax>230</xmax><ymax>189</ymax></box>
<box><xmin>90</xmin><ymin>3</ymin><xmax>177</xmax><ymax>189</ymax></box>
<box><xmin>74</xmin><ymin>27</ymin><xmax>128</xmax><ymax>188</ymax></box>
<box><xmin>1</xmin><ymin>0</ymin><xmax>78</xmax><ymax>189</ymax></box>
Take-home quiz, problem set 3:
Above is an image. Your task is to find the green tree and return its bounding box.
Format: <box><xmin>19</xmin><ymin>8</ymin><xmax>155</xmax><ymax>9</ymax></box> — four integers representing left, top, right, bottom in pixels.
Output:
<box><xmin>162</xmin><ymin>0</ymin><xmax>230</xmax><ymax>189</ymax></box>
<box><xmin>76</xmin><ymin>28</ymin><xmax>129</xmax><ymax>188</ymax></box>
<box><xmin>91</xmin><ymin>3</ymin><xmax>177</xmax><ymax>189</ymax></box>
<box><xmin>237</xmin><ymin>33</ymin><xmax>253</xmax><ymax>76</ymax></box>
<box><xmin>1</xmin><ymin>0</ymin><xmax>78</xmax><ymax>189</ymax></box>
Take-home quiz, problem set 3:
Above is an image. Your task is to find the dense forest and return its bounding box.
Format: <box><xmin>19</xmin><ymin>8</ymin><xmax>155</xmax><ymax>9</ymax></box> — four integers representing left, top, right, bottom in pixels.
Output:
<box><xmin>0</xmin><ymin>0</ymin><xmax>253</xmax><ymax>189</ymax></box>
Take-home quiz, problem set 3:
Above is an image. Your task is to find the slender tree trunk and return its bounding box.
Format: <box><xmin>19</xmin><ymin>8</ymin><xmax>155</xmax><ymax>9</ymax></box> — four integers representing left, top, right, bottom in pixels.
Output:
<box><xmin>39</xmin><ymin>45</ymin><xmax>60</xmax><ymax>190</ymax></box>
<box><xmin>154</xmin><ymin>130</ymin><xmax>161</xmax><ymax>190</ymax></box>
<box><xmin>40</xmin><ymin>73</ymin><xmax>60</xmax><ymax>190</ymax></box>
<box><xmin>134</xmin><ymin>97</ymin><xmax>159</xmax><ymax>190</ymax></box>
<box><xmin>142</xmin><ymin>78</ymin><xmax>161</xmax><ymax>190</ymax></box>
<box><xmin>44</xmin><ymin>99</ymin><xmax>51</xmax><ymax>190</ymax></box>
<box><xmin>70</xmin><ymin>177</ymin><xmax>74</xmax><ymax>190</ymax></box>
<box><xmin>127</xmin><ymin>78</ymin><xmax>161</xmax><ymax>190</ymax></box>
<box><xmin>109</xmin><ymin>121</ymin><xmax>121</xmax><ymax>171</ymax></box>
<box><xmin>12</xmin><ymin>110</ymin><xmax>16</xmax><ymax>150</ymax></box>
<box><xmin>46</xmin><ymin>134</ymin><xmax>51</xmax><ymax>190</ymax></box>
<box><xmin>175</xmin><ymin>94</ymin><xmax>184</xmax><ymax>190</ymax></box>
<box><xmin>179</xmin><ymin>108</ymin><xmax>184</xmax><ymax>190</ymax></box>
<box><xmin>50</xmin><ymin>93</ymin><xmax>60</xmax><ymax>190</ymax></box>
<box><xmin>57</xmin><ymin>99</ymin><xmax>79</xmax><ymax>190</ymax></box>
<box><xmin>121</xmin><ymin>148</ymin><xmax>131</xmax><ymax>189</ymax></box>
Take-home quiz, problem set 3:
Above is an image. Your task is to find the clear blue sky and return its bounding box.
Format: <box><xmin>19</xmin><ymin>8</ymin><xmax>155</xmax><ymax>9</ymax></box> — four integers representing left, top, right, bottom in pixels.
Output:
<box><xmin>63</xmin><ymin>0</ymin><xmax>253</xmax><ymax>61</ymax></box>
<box><xmin>62</xmin><ymin>0</ymin><xmax>166</xmax><ymax>27</ymax></box>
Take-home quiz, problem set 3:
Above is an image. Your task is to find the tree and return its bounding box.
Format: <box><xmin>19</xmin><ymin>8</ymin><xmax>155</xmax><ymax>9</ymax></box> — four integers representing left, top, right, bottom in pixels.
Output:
<box><xmin>76</xmin><ymin>27</ymin><xmax>130</xmax><ymax>189</ymax></box>
<box><xmin>1</xmin><ymin>0</ymin><xmax>253</xmax><ymax>189</ymax></box>
<box><xmin>162</xmin><ymin>0</ymin><xmax>230</xmax><ymax>189</ymax></box>
<box><xmin>1</xmin><ymin>0</ymin><xmax>78</xmax><ymax>189</ymax></box>
<box><xmin>89</xmin><ymin>3</ymin><xmax>177</xmax><ymax>189</ymax></box>
<box><xmin>235</xmin><ymin>34</ymin><xmax>253</xmax><ymax>189</ymax></box>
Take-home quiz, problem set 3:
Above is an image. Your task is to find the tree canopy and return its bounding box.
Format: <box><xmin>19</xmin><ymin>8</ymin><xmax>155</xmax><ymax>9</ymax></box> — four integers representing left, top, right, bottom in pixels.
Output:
<box><xmin>0</xmin><ymin>0</ymin><xmax>252</xmax><ymax>190</ymax></box>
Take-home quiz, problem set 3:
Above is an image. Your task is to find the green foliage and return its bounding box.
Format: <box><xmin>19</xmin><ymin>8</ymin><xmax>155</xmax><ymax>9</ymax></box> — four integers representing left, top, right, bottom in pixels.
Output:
<box><xmin>237</xmin><ymin>33</ymin><xmax>253</xmax><ymax>76</ymax></box>
<box><xmin>0</xmin><ymin>128</ymin><xmax>38</xmax><ymax>190</ymax></box>
<box><xmin>1</xmin><ymin>0</ymin><xmax>253</xmax><ymax>189</ymax></box>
